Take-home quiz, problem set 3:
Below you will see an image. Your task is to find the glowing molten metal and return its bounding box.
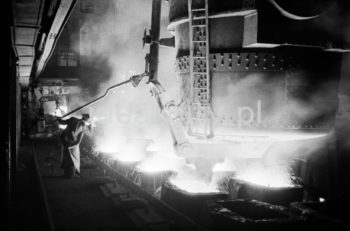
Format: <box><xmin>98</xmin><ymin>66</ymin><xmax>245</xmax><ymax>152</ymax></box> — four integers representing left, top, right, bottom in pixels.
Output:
<box><xmin>235</xmin><ymin>164</ymin><xmax>293</xmax><ymax>188</ymax></box>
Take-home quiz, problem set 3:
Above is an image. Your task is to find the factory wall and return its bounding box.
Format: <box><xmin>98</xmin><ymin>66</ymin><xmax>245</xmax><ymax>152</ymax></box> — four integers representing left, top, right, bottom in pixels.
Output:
<box><xmin>6</xmin><ymin>38</ymin><xmax>22</xmax><ymax>221</ymax></box>
<box><xmin>39</xmin><ymin>0</ymin><xmax>114</xmax><ymax>96</ymax></box>
<box><xmin>335</xmin><ymin>53</ymin><xmax>350</xmax><ymax>192</ymax></box>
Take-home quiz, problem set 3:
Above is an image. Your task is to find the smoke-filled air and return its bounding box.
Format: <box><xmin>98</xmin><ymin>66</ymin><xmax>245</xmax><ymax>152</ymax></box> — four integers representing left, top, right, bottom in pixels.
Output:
<box><xmin>65</xmin><ymin>0</ymin><xmax>343</xmax><ymax>194</ymax></box>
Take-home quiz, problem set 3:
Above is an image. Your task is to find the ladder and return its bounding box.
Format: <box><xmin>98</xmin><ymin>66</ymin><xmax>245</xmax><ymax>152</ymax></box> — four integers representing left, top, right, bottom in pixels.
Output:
<box><xmin>188</xmin><ymin>0</ymin><xmax>212</xmax><ymax>138</ymax></box>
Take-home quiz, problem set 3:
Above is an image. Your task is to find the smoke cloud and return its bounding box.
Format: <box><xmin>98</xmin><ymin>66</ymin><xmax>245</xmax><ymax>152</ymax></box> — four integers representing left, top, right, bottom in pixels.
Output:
<box><xmin>66</xmin><ymin>0</ymin><xmax>178</xmax><ymax>158</ymax></box>
<box><xmin>64</xmin><ymin>0</ymin><xmax>350</xmax><ymax>194</ymax></box>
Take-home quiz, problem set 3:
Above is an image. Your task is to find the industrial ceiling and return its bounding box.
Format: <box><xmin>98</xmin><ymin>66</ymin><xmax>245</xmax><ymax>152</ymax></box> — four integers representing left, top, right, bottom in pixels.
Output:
<box><xmin>11</xmin><ymin>0</ymin><xmax>77</xmax><ymax>88</ymax></box>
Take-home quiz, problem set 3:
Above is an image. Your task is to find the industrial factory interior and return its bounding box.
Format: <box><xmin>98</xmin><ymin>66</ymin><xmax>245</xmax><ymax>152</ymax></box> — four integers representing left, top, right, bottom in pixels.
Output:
<box><xmin>5</xmin><ymin>0</ymin><xmax>350</xmax><ymax>230</ymax></box>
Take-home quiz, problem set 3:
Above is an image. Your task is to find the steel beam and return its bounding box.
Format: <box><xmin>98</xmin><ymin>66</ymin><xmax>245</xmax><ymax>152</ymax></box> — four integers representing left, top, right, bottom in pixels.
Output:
<box><xmin>34</xmin><ymin>0</ymin><xmax>77</xmax><ymax>79</ymax></box>
<box><xmin>148</xmin><ymin>0</ymin><xmax>161</xmax><ymax>82</ymax></box>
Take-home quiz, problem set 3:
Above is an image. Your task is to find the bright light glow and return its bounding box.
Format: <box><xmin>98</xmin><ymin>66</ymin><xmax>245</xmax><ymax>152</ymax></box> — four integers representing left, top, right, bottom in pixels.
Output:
<box><xmin>212</xmin><ymin>158</ymin><xmax>236</xmax><ymax>172</ymax></box>
<box><xmin>59</xmin><ymin>124</ymin><xmax>67</xmax><ymax>129</ymax></box>
<box><xmin>235</xmin><ymin>164</ymin><xmax>292</xmax><ymax>187</ymax></box>
<box><xmin>167</xmin><ymin>164</ymin><xmax>220</xmax><ymax>193</ymax></box>
<box><xmin>169</xmin><ymin>178</ymin><xmax>219</xmax><ymax>193</ymax></box>
<box><xmin>95</xmin><ymin>140</ymin><xmax>120</xmax><ymax>153</ymax></box>
<box><xmin>137</xmin><ymin>154</ymin><xmax>184</xmax><ymax>173</ymax></box>
<box><xmin>273</xmin><ymin>132</ymin><xmax>328</xmax><ymax>141</ymax></box>
<box><xmin>117</xmin><ymin>153</ymin><xmax>144</xmax><ymax>162</ymax></box>
<box><xmin>145</xmin><ymin>141</ymin><xmax>159</xmax><ymax>152</ymax></box>
<box><xmin>48</xmin><ymin>105</ymin><xmax>68</xmax><ymax>117</ymax></box>
<box><xmin>55</xmin><ymin>105</ymin><xmax>68</xmax><ymax>117</ymax></box>
<box><xmin>116</xmin><ymin>139</ymin><xmax>152</xmax><ymax>162</ymax></box>
<box><xmin>95</xmin><ymin>138</ymin><xmax>153</xmax><ymax>162</ymax></box>
<box><xmin>319</xmin><ymin>197</ymin><xmax>325</xmax><ymax>202</ymax></box>
<box><xmin>211</xmin><ymin>131</ymin><xmax>328</xmax><ymax>143</ymax></box>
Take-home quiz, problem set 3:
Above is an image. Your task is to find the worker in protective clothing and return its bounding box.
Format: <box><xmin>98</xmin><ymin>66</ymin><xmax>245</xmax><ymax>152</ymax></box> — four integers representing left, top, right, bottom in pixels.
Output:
<box><xmin>58</xmin><ymin>114</ymin><xmax>92</xmax><ymax>178</ymax></box>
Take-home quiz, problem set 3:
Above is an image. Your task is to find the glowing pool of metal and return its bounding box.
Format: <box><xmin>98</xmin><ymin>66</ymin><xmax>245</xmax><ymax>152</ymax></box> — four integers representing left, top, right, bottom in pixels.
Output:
<box><xmin>168</xmin><ymin>179</ymin><xmax>220</xmax><ymax>193</ymax></box>
<box><xmin>235</xmin><ymin>165</ymin><xmax>293</xmax><ymax>188</ymax></box>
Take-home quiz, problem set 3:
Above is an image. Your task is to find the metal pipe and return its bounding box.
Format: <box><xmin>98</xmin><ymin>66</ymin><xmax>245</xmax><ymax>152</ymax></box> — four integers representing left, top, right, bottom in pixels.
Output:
<box><xmin>60</xmin><ymin>79</ymin><xmax>131</xmax><ymax>119</ymax></box>
<box><xmin>55</xmin><ymin>72</ymin><xmax>148</xmax><ymax>120</ymax></box>
<box><xmin>149</xmin><ymin>0</ymin><xmax>161</xmax><ymax>82</ymax></box>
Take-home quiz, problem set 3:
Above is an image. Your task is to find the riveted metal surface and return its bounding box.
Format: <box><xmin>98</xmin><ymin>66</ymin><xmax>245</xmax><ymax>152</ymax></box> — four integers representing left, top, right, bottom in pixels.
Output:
<box><xmin>176</xmin><ymin>52</ymin><xmax>294</xmax><ymax>73</ymax></box>
<box><xmin>175</xmin><ymin>50</ymin><xmax>340</xmax><ymax>133</ymax></box>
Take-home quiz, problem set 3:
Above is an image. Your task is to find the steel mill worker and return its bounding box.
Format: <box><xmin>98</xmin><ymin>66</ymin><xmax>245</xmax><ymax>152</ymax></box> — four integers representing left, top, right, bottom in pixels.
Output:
<box><xmin>58</xmin><ymin>114</ymin><xmax>92</xmax><ymax>178</ymax></box>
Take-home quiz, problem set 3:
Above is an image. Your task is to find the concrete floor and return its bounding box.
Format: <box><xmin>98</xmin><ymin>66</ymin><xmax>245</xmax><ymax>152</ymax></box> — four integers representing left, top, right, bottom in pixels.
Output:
<box><xmin>31</xmin><ymin>139</ymin><xmax>139</xmax><ymax>231</ymax></box>
<box><xmin>12</xmin><ymin>140</ymin><xmax>51</xmax><ymax>230</ymax></box>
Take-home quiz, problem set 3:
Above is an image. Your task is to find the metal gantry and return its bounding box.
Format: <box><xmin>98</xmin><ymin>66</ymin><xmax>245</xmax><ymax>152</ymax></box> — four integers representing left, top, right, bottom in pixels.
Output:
<box><xmin>188</xmin><ymin>0</ymin><xmax>212</xmax><ymax>138</ymax></box>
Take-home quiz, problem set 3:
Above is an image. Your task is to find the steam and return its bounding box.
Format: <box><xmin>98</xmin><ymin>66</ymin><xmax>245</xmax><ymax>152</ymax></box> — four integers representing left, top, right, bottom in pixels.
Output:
<box><xmin>169</xmin><ymin>164</ymin><xmax>220</xmax><ymax>193</ymax></box>
<box><xmin>73</xmin><ymin>1</ymin><xmax>222</xmax><ymax>192</ymax></box>
<box><xmin>209</xmin><ymin>71</ymin><xmax>339</xmax><ymax>189</ymax></box>
<box><xmin>65</xmin><ymin>0</ymin><xmax>177</xmax><ymax>159</ymax></box>
<box><xmin>235</xmin><ymin>162</ymin><xmax>293</xmax><ymax>187</ymax></box>
<box><xmin>212</xmin><ymin>72</ymin><xmax>338</xmax><ymax>133</ymax></box>
<box><xmin>64</xmin><ymin>0</ymin><xmax>349</xmax><ymax>194</ymax></box>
